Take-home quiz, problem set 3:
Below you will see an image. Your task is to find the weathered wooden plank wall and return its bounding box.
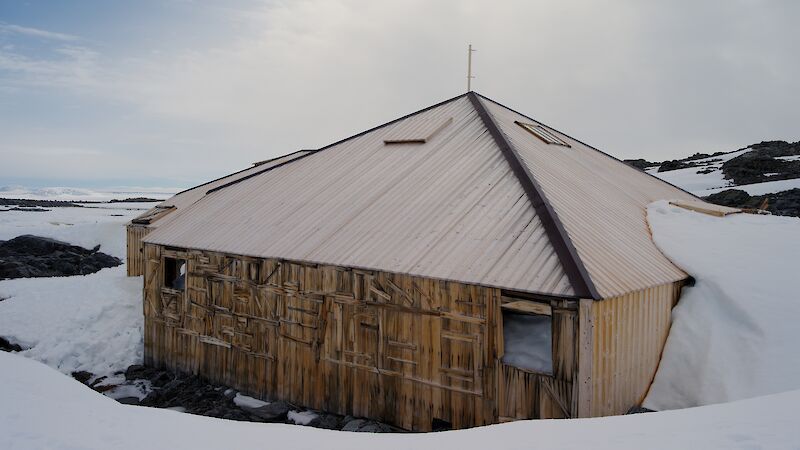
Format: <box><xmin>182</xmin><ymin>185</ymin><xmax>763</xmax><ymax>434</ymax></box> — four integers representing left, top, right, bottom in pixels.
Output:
<box><xmin>126</xmin><ymin>225</ymin><xmax>149</xmax><ymax>276</ymax></box>
<box><xmin>589</xmin><ymin>281</ymin><xmax>682</xmax><ymax>416</ymax></box>
<box><xmin>142</xmin><ymin>244</ymin><xmax>579</xmax><ymax>430</ymax></box>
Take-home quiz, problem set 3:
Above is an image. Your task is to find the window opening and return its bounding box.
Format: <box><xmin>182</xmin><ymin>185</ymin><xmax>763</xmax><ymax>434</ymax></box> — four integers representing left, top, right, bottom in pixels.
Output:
<box><xmin>164</xmin><ymin>257</ymin><xmax>186</xmax><ymax>290</ymax></box>
<box><xmin>501</xmin><ymin>299</ymin><xmax>553</xmax><ymax>374</ymax></box>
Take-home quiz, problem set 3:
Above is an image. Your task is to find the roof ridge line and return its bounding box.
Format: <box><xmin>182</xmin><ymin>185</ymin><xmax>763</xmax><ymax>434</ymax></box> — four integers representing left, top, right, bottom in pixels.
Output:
<box><xmin>473</xmin><ymin>92</ymin><xmax>703</xmax><ymax>202</ymax></box>
<box><xmin>466</xmin><ymin>92</ymin><xmax>600</xmax><ymax>300</ymax></box>
<box><xmin>207</xmin><ymin>92</ymin><xmax>470</xmax><ymax>195</ymax></box>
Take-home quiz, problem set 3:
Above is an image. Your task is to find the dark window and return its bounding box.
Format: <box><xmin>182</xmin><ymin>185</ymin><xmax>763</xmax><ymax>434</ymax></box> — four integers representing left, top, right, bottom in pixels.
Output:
<box><xmin>501</xmin><ymin>299</ymin><xmax>553</xmax><ymax>374</ymax></box>
<box><xmin>164</xmin><ymin>257</ymin><xmax>186</xmax><ymax>290</ymax></box>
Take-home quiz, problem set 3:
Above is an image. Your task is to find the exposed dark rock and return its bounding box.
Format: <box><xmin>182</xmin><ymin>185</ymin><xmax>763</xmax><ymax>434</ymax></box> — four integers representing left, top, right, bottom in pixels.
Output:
<box><xmin>241</xmin><ymin>400</ymin><xmax>290</xmax><ymax>422</ymax></box>
<box><xmin>71</xmin><ymin>370</ymin><xmax>93</xmax><ymax>384</ymax></box>
<box><xmin>703</xmin><ymin>188</ymin><xmax>800</xmax><ymax>217</ymax></box>
<box><xmin>623</xmin><ymin>159</ymin><xmax>658</xmax><ymax>171</ymax></box>
<box><xmin>116</xmin><ymin>396</ymin><xmax>141</xmax><ymax>405</ymax></box>
<box><xmin>309</xmin><ymin>413</ymin><xmax>343</xmax><ymax>430</ymax></box>
<box><xmin>0</xmin><ymin>198</ymin><xmax>82</xmax><ymax>208</ymax></box>
<box><xmin>0</xmin><ymin>336</ymin><xmax>23</xmax><ymax>352</ymax></box>
<box><xmin>657</xmin><ymin>159</ymin><xmax>694</xmax><ymax>172</ymax></box>
<box><xmin>0</xmin><ymin>207</ymin><xmax>50</xmax><ymax>212</ymax></box>
<box><xmin>122</xmin><ymin>364</ymin><xmax>406</xmax><ymax>431</ymax></box>
<box><xmin>0</xmin><ymin>235</ymin><xmax>121</xmax><ymax>279</ymax></box>
<box><xmin>626</xmin><ymin>405</ymin><xmax>655</xmax><ymax>414</ymax></box>
<box><xmin>721</xmin><ymin>141</ymin><xmax>800</xmax><ymax>185</ymax></box>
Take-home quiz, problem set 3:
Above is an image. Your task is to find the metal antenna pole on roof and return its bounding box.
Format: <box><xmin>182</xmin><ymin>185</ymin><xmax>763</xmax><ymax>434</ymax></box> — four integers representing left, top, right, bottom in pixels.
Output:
<box><xmin>467</xmin><ymin>44</ymin><xmax>476</xmax><ymax>92</ymax></box>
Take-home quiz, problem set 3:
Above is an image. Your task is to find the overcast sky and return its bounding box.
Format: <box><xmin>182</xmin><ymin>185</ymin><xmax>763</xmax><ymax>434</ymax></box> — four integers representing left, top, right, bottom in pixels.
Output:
<box><xmin>1</xmin><ymin>0</ymin><xmax>798</xmax><ymax>189</ymax></box>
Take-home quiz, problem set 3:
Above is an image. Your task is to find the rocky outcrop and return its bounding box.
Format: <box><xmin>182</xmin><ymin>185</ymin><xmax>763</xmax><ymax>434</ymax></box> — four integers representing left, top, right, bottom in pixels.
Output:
<box><xmin>721</xmin><ymin>141</ymin><xmax>800</xmax><ymax>185</ymax></box>
<box><xmin>0</xmin><ymin>235</ymin><xmax>121</xmax><ymax>279</ymax></box>
<box><xmin>703</xmin><ymin>188</ymin><xmax>800</xmax><ymax>217</ymax></box>
<box><xmin>119</xmin><ymin>364</ymin><xmax>404</xmax><ymax>432</ymax></box>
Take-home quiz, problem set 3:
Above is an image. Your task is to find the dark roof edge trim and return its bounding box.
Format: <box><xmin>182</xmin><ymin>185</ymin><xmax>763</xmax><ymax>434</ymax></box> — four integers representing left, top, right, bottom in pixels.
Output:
<box><xmin>208</xmin><ymin>92</ymin><xmax>469</xmax><ymax>195</ymax></box>
<box><xmin>166</xmin><ymin>149</ymin><xmax>315</xmax><ymax>199</ymax></box>
<box><xmin>473</xmin><ymin>92</ymin><xmax>703</xmax><ymax>202</ymax></box>
<box><xmin>467</xmin><ymin>92</ymin><xmax>601</xmax><ymax>300</ymax></box>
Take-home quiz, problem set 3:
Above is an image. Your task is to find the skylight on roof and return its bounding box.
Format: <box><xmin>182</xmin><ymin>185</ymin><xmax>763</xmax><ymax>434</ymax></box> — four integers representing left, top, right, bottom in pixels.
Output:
<box><xmin>515</xmin><ymin>121</ymin><xmax>571</xmax><ymax>147</ymax></box>
<box><xmin>383</xmin><ymin>117</ymin><xmax>453</xmax><ymax>145</ymax></box>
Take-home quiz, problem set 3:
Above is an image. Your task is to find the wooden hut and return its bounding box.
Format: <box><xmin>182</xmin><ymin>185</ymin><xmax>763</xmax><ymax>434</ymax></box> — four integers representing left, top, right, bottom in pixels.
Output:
<box><xmin>135</xmin><ymin>92</ymin><xmax>707</xmax><ymax>430</ymax></box>
<box><xmin>125</xmin><ymin>150</ymin><xmax>314</xmax><ymax>276</ymax></box>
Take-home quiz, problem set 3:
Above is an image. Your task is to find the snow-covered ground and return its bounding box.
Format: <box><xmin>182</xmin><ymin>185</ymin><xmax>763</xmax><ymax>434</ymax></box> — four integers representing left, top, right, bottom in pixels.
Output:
<box><xmin>0</xmin><ymin>185</ymin><xmax>178</xmax><ymax>202</ymax></box>
<box><xmin>0</xmin><ymin>266</ymin><xmax>143</xmax><ymax>377</ymax></box>
<box><xmin>2</xmin><ymin>351</ymin><xmax>799</xmax><ymax>450</ymax></box>
<box><xmin>644</xmin><ymin>201</ymin><xmax>800</xmax><ymax>409</ymax></box>
<box><xmin>0</xmin><ymin>203</ymin><xmax>148</xmax><ymax>259</ymax></box>
<box><xmin>2</xmin><ymin>194</ymin><xmax>800</xmax><ymax>448</ymax></box>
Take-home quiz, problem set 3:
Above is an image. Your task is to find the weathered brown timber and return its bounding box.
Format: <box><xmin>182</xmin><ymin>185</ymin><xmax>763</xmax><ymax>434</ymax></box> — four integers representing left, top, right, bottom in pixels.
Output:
<box><xmin>126</xmin><ymin>224</ymin><xmax>149</xmax><ymax>276</ymax></box>
<box><xmin>142</xmin><ymin>243</ymin><xmax>683</xmax><ymax>430</ymax></box>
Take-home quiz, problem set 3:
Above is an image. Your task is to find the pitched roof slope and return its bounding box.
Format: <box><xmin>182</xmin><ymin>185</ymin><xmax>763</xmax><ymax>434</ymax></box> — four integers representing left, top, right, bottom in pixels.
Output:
<box><xmin>477</xmin><ymin>94</ymin><xmax>696</xmax><ymax>298</ymax></box>
<box><xmin>131</xmin><ymin>150</ymin><xmax>314</xmax><ymax>230</ymax></box>
<box><xmin>143</xmin><ymin>95</ymin><xmax>575</xmax><ymax>296</ymax></box>
<box><xmin>143</xmin><ymin>92</ymin><xmax>698</xmax><ymax>299</ymax></box>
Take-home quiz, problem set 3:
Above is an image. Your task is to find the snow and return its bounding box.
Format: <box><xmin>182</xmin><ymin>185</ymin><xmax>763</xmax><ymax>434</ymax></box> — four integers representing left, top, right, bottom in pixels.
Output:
<box><xmin>288</xmin><ymin>410</ymin><xmax>319</xmax><ymax>425</ymax></box>
<box><xmin>2</xmin><ymin>351</ymin><xmax>800</xmax><ymax>450</ymax></box>
<box><xmin>646</xmin><ymin>149</ymin><xmax>751</xmax><ymax>194</ymax></box>
<box><xmin>776</xmin><ymin>155</ymin><xmax>800</xmax><ymax>162</ymax></box>
<box><xmin>0</xmin><ymin>185</ymin><xmax>177</xmax><ymax>202</ymax></box>
<box><xmin>233</xmin><ymin>393</ymin><xmax>270</xmax><ymax>409</ymax></box>
<box><xmin>501</xmin><ymin>313</ymin><xmax>552</xmax><ymax>374</ymax></box>
<box><xmin>701</xmin><ymin>177</ymin><xmax>800</xmax><ymax>196</ymax></box>
<box><xmin>0</xmin><ymin>204</ymin><xmax>147</xmax><ymax>259</ymax></box>
<box><xmin>0</xmin><ymin>266</ymin><xmax>144</xmax><ymax>377</ymax></box>
<box><xmin>644</xmin><ymin>201</ymin><xmax>800</xmax><ymax>410</ymax></box>
<box><xmin>0</xmin><ymin>205</ymin><xmax>145</xmax><ymax>378</ymax></box>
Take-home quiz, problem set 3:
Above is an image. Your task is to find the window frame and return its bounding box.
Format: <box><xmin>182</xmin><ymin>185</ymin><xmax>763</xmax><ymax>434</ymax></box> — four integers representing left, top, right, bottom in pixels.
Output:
<box><xmin>163</xmin><ymin>256</ymin><xmax>187</xmax><ymax>291</ymax></box>
<box><xmin>500</xmin><ymin>297</ymin><xmax>554</xmax><ymax>376</ymax></box>
<box><xmin>515</xmin><ymin>121</ymin><xmax>571</xmax><ymax>148</ymax></box>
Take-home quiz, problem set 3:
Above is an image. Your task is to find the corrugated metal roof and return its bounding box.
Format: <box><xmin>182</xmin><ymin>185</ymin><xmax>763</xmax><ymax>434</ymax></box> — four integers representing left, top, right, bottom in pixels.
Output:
<box><xmin>143</xmin><ymin>95</ymin><xmax>574</xmax><ymax>297</ymax></box>
<box><xmin>131</xmin><ymin>150</ymin><xmax>314</xmax><ymax>229</ymax></box>
<box><xmin>478</xmin><ymin>95</ymin><xmax>696</xmax><ymax>298</ymax></box>
<box><xmin>142</xmin><ymin>92</ymin><xmax>708</xmax><ymax>299</ymax></box>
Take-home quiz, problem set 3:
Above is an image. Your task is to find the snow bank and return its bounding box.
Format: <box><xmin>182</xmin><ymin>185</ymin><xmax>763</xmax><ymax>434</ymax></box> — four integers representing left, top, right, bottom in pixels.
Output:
<box><xmin>1</xmin><ymin>351</ymin><xmax>799</xmax><ymax>450</ymax></box>
<box><xmin>644</xmin><ymin>201</ymin><xmax>800</xmax><ymax>410</ymax></box>
<box><xmin>0</xmin><ymin>266</ymin><xmax>143</xmax><ymax>377</ymax></box>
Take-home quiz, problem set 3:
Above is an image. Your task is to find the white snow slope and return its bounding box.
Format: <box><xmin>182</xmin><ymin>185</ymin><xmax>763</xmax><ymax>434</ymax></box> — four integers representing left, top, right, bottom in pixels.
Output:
<box><xmin>644</xmin><ymin>201</ymin><xmax>800</xmax><ymax>410</ymax></box>
<box><xmin>0</xmin><ymin>205</ymin><xmax>146</xmax><ymax>377</ymax></box>
<box><xmin>2</xmin><ymin>351</ymin><xmax>799</xmax><ymax>450</ymax></box>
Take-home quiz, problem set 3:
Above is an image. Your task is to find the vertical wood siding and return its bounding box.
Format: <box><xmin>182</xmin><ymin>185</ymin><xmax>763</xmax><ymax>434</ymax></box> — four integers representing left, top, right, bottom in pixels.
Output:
<box><xmin>589</xmin><ymin>282</ymin><xmax>682</xmax><ymax>416</ymax></box>
<box><xmin>143</xmin><ymin>244</ymin><xmax>578</xmax><ymax>430</ymax></box>
<box><xmin>126</xmin><ymin>225</ymin><xmax>149</xmax><ymax>276</ymax></box>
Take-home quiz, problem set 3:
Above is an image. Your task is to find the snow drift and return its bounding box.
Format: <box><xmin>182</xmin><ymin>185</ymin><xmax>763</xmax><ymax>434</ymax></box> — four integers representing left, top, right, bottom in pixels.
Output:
<box><xmin>1</xmin><ymin>351</ymin><xmax>799</xmax><ymax>450</ymax></box>
<box><xmin>644</xmin><ymin>200</ymin><xmax>800</xmax><ymax>410</ymax></box>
